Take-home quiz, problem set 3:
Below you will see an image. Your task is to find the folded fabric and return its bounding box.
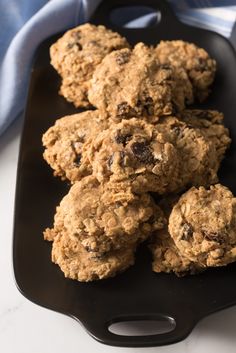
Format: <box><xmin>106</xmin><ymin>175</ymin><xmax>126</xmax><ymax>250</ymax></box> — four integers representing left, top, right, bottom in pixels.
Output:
<box><xmin>0</xmin><ymin>0</ymin><xmax>235</xmax><ymax>136</ymax></box>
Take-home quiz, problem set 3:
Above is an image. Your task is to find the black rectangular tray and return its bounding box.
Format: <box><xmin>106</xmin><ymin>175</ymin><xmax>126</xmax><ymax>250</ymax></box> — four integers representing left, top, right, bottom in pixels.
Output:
<box><xmin>13</xmin><ymin>0</ymin><xmax>236</xmax><ymax>347</ymax></box>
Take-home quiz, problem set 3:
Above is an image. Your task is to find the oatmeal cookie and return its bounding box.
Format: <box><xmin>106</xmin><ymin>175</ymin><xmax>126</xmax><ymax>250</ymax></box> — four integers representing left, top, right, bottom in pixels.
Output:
<box><xmin>52</xmin><ymin>231</ymin><xmax>135</xmax><ymax>282</ymax></box>
<box><xmin>149</xmin><ymin>196</ymin><xmax>202</xmax><ymax>276</ymax></box>
<box><xmin>82</xmin><ymin>118</ymin><xmax>181</xmax><ymax>193</ymax></box>
<box><xmin>169</xmin><ymin>184</ymin><xmax>236</xmax><ymax>267</ymax></box>
<box><xmin>171</xmin><ymin>109</ymin><xmax>230</xmax><ymax>189</ymax></box>
<box><xmin>179</xmin><ymin>109</ymin><xmax>231</xmax><ymax>163</ymax></box>
<box><xmin>155</xmin><ymin>40</ymin><xmax>216</xmax><ymax>101</ymax></box>
<box><xmin>50</xmin><ymin>23</ymin><xmax>129</xmax><ymax>107</ymax></box>
<box><xmin>88</xmin><ymin>43</ymin><xmax>193</xmax><ymax>120</ymax></box>
<box><xmin>44</xmin><ymin>176</ymin><xmax>165</xmax><ymax>256</ymax></box>
<box><xmin>83</xmin><ymin>113</ymin><xmax>229</xmax><ymax>193</ymax></box>
<box><xmin>42</xmin><ymin>110</ymin><xmax>108</xmax><ymax>181</ymax></box>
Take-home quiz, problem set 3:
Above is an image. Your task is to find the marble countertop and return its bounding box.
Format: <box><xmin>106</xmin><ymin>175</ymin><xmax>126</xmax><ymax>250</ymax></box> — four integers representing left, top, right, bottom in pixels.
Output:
<box><xmin>1</xmin><ymin>117</ymin><xmax>236</xmax><ymax>353</ymax></box>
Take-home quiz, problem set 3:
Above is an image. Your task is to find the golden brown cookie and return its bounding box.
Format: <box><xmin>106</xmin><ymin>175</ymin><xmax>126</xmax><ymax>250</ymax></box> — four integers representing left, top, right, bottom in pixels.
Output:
<box><xmin>179</xmin><ymin>109</ymin><xmax>231</xmax><ymax>164</ymax></box>
<box><xmin>149</xmin><ymin>196</ymin><xmax>203</xmax><ymax>276</ymax></box>
<box><xmin>52</xmin><ymin>231</ymin><xmax>136</xmax><ymax>282</ymax></box>
<box><xmin>44</xmin><ymin>176</ymin><xmax>165</xmax><ymax>257</ymax></box>
<box><xmin>82</xmin><ymin>112</ymin><xmax>230</xmax><ymax>193</ymax></box>
<box><xmin>88</xmin><ymin>43</ymin><xmax>193</xmax><ymax>120</ymax></box>
<box><xmin>155</xmin><ymin>40</ymin><xmax>216</xmax><ymax>101</ymax></box>
<box><xmin>82</xmin><ymin>118</ymin><xmax>181</xmax><ymax>193</ymax></box>
<box><xmin>172</xmin><ymin>109</ymin><xmax>230</xmax><ymax>189</ymax></box>
<box><xmin>169</xmin><ymin>184</ymin><xmax>236</xmax><ymax>267</ymax></box>
<box><xmin>50</xmin><ymin>23</ymin><xmax>130</xmax><ymax>107</ymax></box>
<box><xmin>42</xmin><ymin>110</ymin><xmax>108</xmax><ymax>181</ymax></box>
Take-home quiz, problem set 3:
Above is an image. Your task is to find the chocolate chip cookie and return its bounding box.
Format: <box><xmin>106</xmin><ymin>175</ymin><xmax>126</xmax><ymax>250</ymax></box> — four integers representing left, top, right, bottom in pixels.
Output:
<box><xmin>50</xmin><ymin>23</ymin><xmax>129</xmax><ymax>107</ymax></box>
<box><xmin>169</xmin><ymin>184</ymin><xmax>236</xmax><ymax>267</ymax></box>
<box><xmin>88</xmin><ymin>42</ymin><xmax>193</xmax><ymax>120</ymax></box>
<box><xmin>155</xmin><ymin>40</ymin><xmax>216</xmax><ymax>101</ymax></box>
<box><xmin>44</xmin><ymin>176</ymin><xmax>165</xmax><ymax>257</ymax></box>
<box><xmin>42</xmin><ymin>110</ymin><xmax>108</xmax><ymax>181</ymax></box>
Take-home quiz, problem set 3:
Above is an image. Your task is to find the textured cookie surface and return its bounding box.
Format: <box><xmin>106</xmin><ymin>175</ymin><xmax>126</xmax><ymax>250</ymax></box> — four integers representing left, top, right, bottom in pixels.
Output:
<box><xmin>169</xmin><ymin>184</ymin><xmax>236</xmax><ymax>267</ymax></box>
<box><xmin>44</xmin><ymin>176</ymin><xmax>165</xmax><ymax>257</ymax></box>
<box><xmin>52</xmin><ymin>231</ymin><xmax>135</xmax><ymax>282</ymax></box>
<box><xmin>149</xmin><ymin>196</ymin><xmax>203</xmax><ymax>276</ymax></box>
<box><xmin>174</xmin><ymin>109</ymin><xmax>230</xmax><ymax>188</ymax></box>
<box><xmin>179</xmin><ymin>109</ymin><xmax>231</xmax><ymax>164</ymax></box>
<box><xmin>82</xmin><ymin>112</ymin><xmax>230</xmax><ymax>193</ymax></box>
<box><xmin>88</xmin><ymin>43</ymin><xmax>193</xmax><ymax>119</ymax></box>
<box><xmin>42</xmin><ymin>110</ymin><xmax>108</xmax><ymax>181</ymax></box>
<box><xmin>82</xmin><ymin>117</ymin><xmax>181</xmax><ymax>193</ymax></box>
<box><xmin>155</xmin><ymin>40</ymin><xmax>216</xmax><ymax>101</ymax></box>
<box><xmin>50</xmin><ymin>23</ymin><xmax>129</xmax><ymax>107</ymax></box>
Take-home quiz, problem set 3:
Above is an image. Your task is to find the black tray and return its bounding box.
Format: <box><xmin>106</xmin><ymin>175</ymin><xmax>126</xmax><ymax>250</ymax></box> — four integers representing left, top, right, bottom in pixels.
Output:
<box><xmin>13</xmin><ymin>0</ymin><xmax>236</xmax><ymax>347</ymax></box>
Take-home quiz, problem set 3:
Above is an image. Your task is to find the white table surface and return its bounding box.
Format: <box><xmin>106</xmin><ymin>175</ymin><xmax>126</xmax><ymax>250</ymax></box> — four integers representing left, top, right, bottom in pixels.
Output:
<box><xmin>1</xmin><ymin>116</ymin><xmax>236</xmax><ymax>353</ymax></box>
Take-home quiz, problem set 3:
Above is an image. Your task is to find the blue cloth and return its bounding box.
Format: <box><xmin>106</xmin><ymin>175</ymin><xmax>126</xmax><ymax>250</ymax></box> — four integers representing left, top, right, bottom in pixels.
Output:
<box><xmin>0</xmin><ymin>0</ymin><xmax>236</xmax><ymax>136</ymax></box>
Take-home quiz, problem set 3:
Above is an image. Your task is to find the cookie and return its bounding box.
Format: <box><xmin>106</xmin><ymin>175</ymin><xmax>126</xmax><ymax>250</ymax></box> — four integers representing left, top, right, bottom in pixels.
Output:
<box><xmin>155</xmin><ymin>40</ymin><xmax>216</xmax><ymax>101</ymax></box>
<box><xmin>50</xmin><ymin>23</ymin><xmax>129</xmax><ymax>107</ymax></box>
<box><xmin>179</xmin><ymin>109</ymin><xmax>231</xmax><ymax>163</ymax></box>
<box><xmin>52</xmin><ymin>231</ymin><xmax>135</xmax><ymax>282</ymax></box>
<box><xmin>42</xmin><ymin>110</ymin><xmax>108</xmax><ymax>181</ymax></box>
<box><xmin>82</xmin><ymin>113</ymin><xmax>229</xmax><ymax>193</ymax></box>
<box><xmin>149</xmin><ymin>196</ymin><xmax>203</xmax><ymax>276</ymax></box>
<box><xmin>44</xmin><ymin>176</ymin><xmax>165</xmax><ymax>257</ymax></box>
<box><xmin>172</xmin><ymin>109</ymin><xmax>230</xmax><ymax>188</ymax></box>
<box><xmin>88</xmin><ymin>42</ymin><xmax>193</xmax><ymax>120</ymax></box>
<box><xmin>169</xmin><ymin>184</ymin><xmax>236</xmax><ymax>267</ymax></box>
<box><xmin>82</xmin><ymin>118</ymin><xmax>181</xmax><ymax>193</ymax></box>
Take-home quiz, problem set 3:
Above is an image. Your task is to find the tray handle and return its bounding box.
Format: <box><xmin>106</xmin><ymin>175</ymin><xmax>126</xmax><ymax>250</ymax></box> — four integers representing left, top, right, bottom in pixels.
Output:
<box><xmin>90</xmin><ymin>0</ymin><xmax>179</xmax><ymax>29</ymax></box>
<box><xmin>86</xmin><ymin>312</ymin><xmax>196</xmax><ymax>347</ymax></box>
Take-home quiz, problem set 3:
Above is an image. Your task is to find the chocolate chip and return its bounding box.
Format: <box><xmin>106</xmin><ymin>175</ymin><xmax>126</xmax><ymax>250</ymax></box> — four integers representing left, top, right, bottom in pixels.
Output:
<box><xmin>181</xmin><ymin>223</ymin><xmax>193</xmax><ymax>241</ymax></box>
<box><xmin>115</xmin><ymin>51</ymin><xmax>130</xmax><ymax>65</ymax></box>
<box><xmin>145</xmin><ymin>97</ymin><xmax>153</xmax><ymax>105</ymax></box>
<box><xmin>115</xmin><ymin>130</ymin><xmax>132</xmax><ymax>145</ymax></box>
<box><xmin>74</xmin><ymin>153</ymin><xmax>82</xmax><ymax>166</ymax></box>
<box><xmin>144</xmin><ymin>97</ymin><xmax>154</xmax><ymax>115</ymax></box>
<box><xmin>137</xmin><ymin>100</ymin><xmax>142</xmax><ymax>107</ymax></box>
<box><xmin>117</xmin><ymin>102</ymin><xmax>132</xmax><ymax>116</ymax></box>
<box><xmin>130</xmin><ymin>141</ymin><xmax>154</xmax><ymax>164</ymax></box>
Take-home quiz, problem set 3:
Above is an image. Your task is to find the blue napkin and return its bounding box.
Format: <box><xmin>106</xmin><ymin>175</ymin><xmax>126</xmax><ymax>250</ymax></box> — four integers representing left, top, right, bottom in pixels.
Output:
<box><xmin>0</xmin><ymin>0</ymin><xmax>236</xmax><ymax>136</ymax></box>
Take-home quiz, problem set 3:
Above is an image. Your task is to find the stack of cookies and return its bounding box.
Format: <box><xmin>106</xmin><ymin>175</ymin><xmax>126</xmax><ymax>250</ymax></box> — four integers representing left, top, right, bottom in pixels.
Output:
<box><xmin>42</xmin><ymin>23</ymin><xmax>236</xmax><ymax>282</ymax></box>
